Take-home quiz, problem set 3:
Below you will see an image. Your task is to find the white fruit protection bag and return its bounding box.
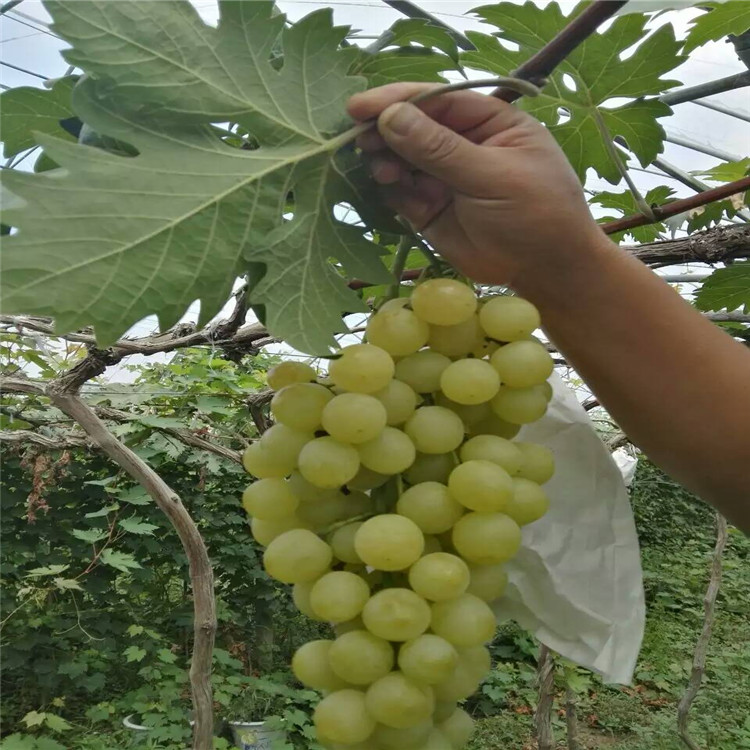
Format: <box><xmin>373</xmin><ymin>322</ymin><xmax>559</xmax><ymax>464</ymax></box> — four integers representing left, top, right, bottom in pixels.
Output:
<box><xmin>496</xmin><ymin>375</ymin><xmax>646</xmax><ymax>684</ymax></box>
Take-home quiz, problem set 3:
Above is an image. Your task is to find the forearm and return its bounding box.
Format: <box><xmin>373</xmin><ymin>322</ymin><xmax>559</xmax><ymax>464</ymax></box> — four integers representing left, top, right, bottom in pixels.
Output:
<box><xmin>514</xmin><ymin>234</ymin><xmax>750</xmax><ymax>531</ymax></box>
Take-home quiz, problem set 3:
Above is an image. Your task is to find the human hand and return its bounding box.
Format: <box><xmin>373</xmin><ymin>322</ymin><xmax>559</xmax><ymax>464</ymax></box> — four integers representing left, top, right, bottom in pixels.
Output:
<box><xmin>347</xmin><ymin>82</ymin><xmax>610</xmax><ymax>292</ymax></box>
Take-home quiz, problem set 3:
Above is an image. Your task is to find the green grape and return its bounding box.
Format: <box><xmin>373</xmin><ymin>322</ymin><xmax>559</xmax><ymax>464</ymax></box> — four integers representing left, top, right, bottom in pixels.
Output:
<box><xmin>271</xmin><ymin>382</ymin><xmax>333</xmax><ymax>431</ymax></box>
<box><xmin>434</xmin><ymin>702</ymin><xmax>458</xmax><ymax>723</ymax></box>
<box><xmin>309</xmin><ymin>571</ymin><xmax>371</xmax><ymax>623</ymax></box>
<box><xmin>362</xmin><ymin>588</ymin><xmax>431</xmax><ymax>641</ymax></box>
<box><xmin>354</xmin><ymin>514</ymin><xmax>424</xmax><ymax>571</ymax></box>
<box><xmin>287</xmin><ymin>471</ymin><xmax>341</xmax><ymax>503</ymax></box>
<box><xmin>328</xmin><ymin>630</ymin><xmax>395</xmax><ymax>685</ymax></box>
<box><xmin>439</xmin><ymin>359</ymin><xmax>500</xmax><ymax>406</ymax></box>
<box><xmin>365</xmin><ymin>672</ymin><xmax>434</xmax><ymax>728</ymax></box>
<box><xmin>292</xmin><ymin>581</ymin><xmax>325</xmax><ymax>621</ymax></box>
<box><xmin>298</xmin><ymin>437</ymin><xmax>360</xmax><ymax>489</ymax></box>
<box><xmin>435</xmin><ymin>393</ymin><xmax>490</xmax><ymax>429</ymax></box>
<box><xmin>427</xmin><ymin>315</ymin><xmax>484</xmax><ymax>358</ymax></box>
<box><xmin>366</xmin><ymin>298</ymin><xmax>430</xmax><ymax>356</ymax></box>
<box><xmin>430</xmin><ymin>594</ymin><xmax>496</xmax><ymax>647</ymax></box>
<box><xmin>471</xmin><ymin>337</ymin><xmax>500</xmax><ymax>359</ymax></box>
<box><xmin>411</xmin><ymin>279</ymin><xmax>477</xmax><ymax>326</ymax></box>
<box><xmin>242</xmin><ymin>478</ymin><xmax>299</xmax><ymax>521</ymax></box>
<box><xmin>459</xmin><ymin>434</ymin><xmax>523</xmax><ymax>475</ymax></box>
<box><xmin>358</xmin><ymin>426</ymin><xmax>416</xmax><ymax>475</ymax></box>
<box><xmin>514</xmin><ymin>441</ymin><xmax>555</xmax><ymax>483</ymax></box>
<box><xmin>423</xmin><ymin>535</ymin><xmax>443</xmax><ymax>554</ymax></box>
<box><xmin>347</xmin><ymin>465</ymin><xmax>390</xmax><ymax>491</ymax></box>
<box><xmin>251</xmin><ymin>515</ymin><xmax>305</xmax><ymax>547</ymax></box>
<box><xmin>292</xmin><ymin>640</ymin><xmax>349</xmax><ymax>691</ymax></box>
<box><xmin>398</xmin><ymin>634</ymin><xmax>459</xmax><ymax>684</ymax></box>
<box><xmin>263</xmin><ymin>528</ymin><xmax>332</xmax><ymax>583</ymax></box>
<box><xmin>438</xmin><ymin>708</ymin><xmax>474</xmax><ymax>748</ymax></box>
<box><xmin>408</xmin><ymin>552</ymin><xmax>470</xmax><ymax>602</ymax></box>
<box><xmin>541</xmin><ymin>380</ymin><xmax>553</xmax><ymax>401</ymax></box>
<box><xmin>506</xmin><ymin>477</ymin><xmax>550</xmax><ymax>526</ymax></box>
<box><xmin>404</xmin><ymin>407</ymin><xmax>465</xmax><ymax>454</ymax></box>
<box><xmin>459</xmin><ymin>645</ymin><xmax>491</xmax><ymax>679</ymax></box>
<box><xmin>490</xmin><ymin>384</ymin><xmax>548</xmax><ymax>424</ymax></box>
<box><xmin>372</xmin><ymin>720</ymin><xmax>433</xmax><ymax>749</ymax></box>
<box><xmin>330</xmin><ymin>522</ymin><xmax>364</xmax><ymax>564</ymax></box>
<box><xmin>396</xmin><ymin>482</ymin><xmax>464</xmax><ymax>534</ymax></box>
<box><xmin>394</xmin><ymin>350</ymin><xmax>452</xmax><ymax>394</ymax></box>
<box><xmin>416</xmin><ymin>729</ymin><xmax>453</xmax><ymax>749</ymax></box>
<box><xmin>266</xmin><ymin>360</ymin><xmax>316</xmax><ymax>391</ymax></box>
<box><xmin>452</xmin><ymin>512</ymin><xmax>521</xmax><ymax>565</ymax></box>
<box><xmin>448</xmin><ymin>460</ymin><xmax>513</xmax><ymax>512</ymax></box>
<box><xmin>322</xmin><ymin>393</ymin><xmax>388</xmax><ymax>444</ymax></box>
<box><xmin>466</xmin><ymin>564</ymin><xmax>508</xmax><ymax>602</ymax></box>
<box><xmin>297</xmin><ymin>491</ymin><xmax>358</xmax><ymax>531</ymax></box>
<box><xmin>313</xmin><ymin>689</ymin><xmax>376</xmax><ymax>745</ymax></box>
<box><xmin>329</xmin><ymin>344</ymin><xmax>395</xmax><ymax>394</ymax></box>
<box><xmin>490</xmin><ymin>340</ymin><xmax>554</xmax><ymax>388</ymax></box>
<box><xmin>469</xmin><ymin>412</ymin><xmax>521</xmax><ymax>440</ymax></box>
<box><xmin>242</xmin><ymin>442</ymin><xmax>292</xmax><ymax>479</ymax></box>
<box><xmin>333</xmin><ymin>616</ymin><xmax>365</xmax><ymax>637</ymax></box>
<box><xmin>374</xmin><ymin>379</ymin><xmax>419</xmax><ymax>426</ymax></box>
<box><xmin>478</xmin><ymin>296</ymin><xmax>540</xmax><ymax>342</ymax></box>
<box><xmin>404</xmin><ymin>452</ymin><xmax>457</xmax><ymax>485</ymax></box>
<box><xmin>433</xmin><ymin>658</ymin><xmax>483</xmax><ymax>702</ymax></box>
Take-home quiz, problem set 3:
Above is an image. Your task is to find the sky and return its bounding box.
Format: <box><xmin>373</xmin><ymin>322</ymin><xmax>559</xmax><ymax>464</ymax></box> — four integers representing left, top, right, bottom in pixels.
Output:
<box><xmin>1</xmin><ymin>0</ymin><xmax>749</xmax><ymax>385</ymax></box>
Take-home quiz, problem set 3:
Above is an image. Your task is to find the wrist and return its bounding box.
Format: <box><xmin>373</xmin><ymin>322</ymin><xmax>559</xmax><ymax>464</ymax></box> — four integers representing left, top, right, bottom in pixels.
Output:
<box><xmin>510</xmin><ymin>229</ymin><xmax>621</xmax><ymax>311</ymax></box>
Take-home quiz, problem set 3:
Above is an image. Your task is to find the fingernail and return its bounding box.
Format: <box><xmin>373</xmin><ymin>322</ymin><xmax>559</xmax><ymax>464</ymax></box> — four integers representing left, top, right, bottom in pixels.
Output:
<box><xmin>383</xmin><ymin>103</ymin><xmax>421</xmax><ymax>136</ymax></box>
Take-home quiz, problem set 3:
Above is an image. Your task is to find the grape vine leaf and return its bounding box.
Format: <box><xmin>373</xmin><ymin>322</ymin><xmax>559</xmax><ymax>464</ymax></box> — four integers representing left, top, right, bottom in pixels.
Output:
<box><xmin>591</xmin><ymin>186</ymin><xmax>675</xmax><ymax>242</ymax></box>
<box><xmin>0</xmin><ymin>77</ymin><xmax>77</xmax><ymax>159</ymax></box>
<box><xmin>462</xmin><ymin>2</ymin><xmax>685</xmax><ymax>183</ymax></box>
<box><xmin>695</xmin><ymin>262</ymin><xmax>750</xmax><ymax>313</ymax></box>
<box><xmin>100</xmin><ymin>549</ymin><xmax>142</xmax><ymax>573</ymax></box>
<box><xmin>381</xmin><ymin>18</ymin><xmax>461</xmax><ymax>62</ymax></box>
<box><xmin>696</xmin><ymin>158</ymin><xmax>750</xmax><ymax>183</ymax></box>
<box><xmin>118</xmin><ymin>516</ymin><xmax>160</xmax><ymax>536</ymax></box>
<box><xmin>353</xmin><ymin>49</ymin><xmax>458</xmax><ymax>86</ymax></box>
<box><xmin>0</xmin><ymin>1</ymin><xmax>393</xmax><ymax>354</ymax></box>
<box><xmin>684</xmin><ymin>1</ymin><xmax>750</xmax><ymax>53</ymax></box>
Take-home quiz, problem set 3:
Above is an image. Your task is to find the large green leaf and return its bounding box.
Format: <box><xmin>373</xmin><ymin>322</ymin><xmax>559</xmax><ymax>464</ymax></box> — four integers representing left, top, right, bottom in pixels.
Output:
<box><xmin>0</xmin><ymin>77</ymin><xmax>77</xmax><ymax>159</ymax></box>
<box><xmin>353</xmin><ymin>49</ymin><xmax>457</xmax><ymax>86</ymax></box>
<box><xmin>684</xmin><ymin>1</ymin><xmax>750</xmax><ymax>53</ymax></box>
<box><xmin>591</xmin><ymin>185</ymin><xmax>674</xmax><ymax>243</ymax></box>
<box><xmin>695</xmin><ymin>262</ymin><xmax>750</xmax><ymax>314</ymax></box>
<box><xmin>462</xmin><ymin>2</ymin><xmax>684</xmax><ymax>183</ymax></box>
<box><xmin>0</xmin><ymin>1</ymin><xmax>392</xmax><ymax>354</ymax></box>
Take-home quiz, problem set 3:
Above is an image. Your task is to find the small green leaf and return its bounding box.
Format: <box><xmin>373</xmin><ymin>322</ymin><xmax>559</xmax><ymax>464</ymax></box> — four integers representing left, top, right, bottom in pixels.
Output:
<box><xmin>119</xmin><ymin>486</ymin><xmax>152</xmax><ymax>505</ymax></box>
<box><xmin>127</xmin><ymin>624</ymin><xmax>145</xmax><ymax>636</ymax></box>
<box><xmin>695</xmin><ymin>262</ymin><xmax>750</xmax><ymax>314</ymax></box>
<box><xmin>42</xmin><ymin>713</ymin><xmax>72</xmax><ymax>733</ymax></box>
<box><xmin>100</xmin><ymin>549</ymin><xmax>142</xmax><ymax>573</ymax></box>
<box><xmin>696</xmin><ymin>158</ymin><xmax>750</xmax><ymax>184</ymax></box>
<box><xmin>22</xmin><ymin>710</ymin><xmax>47</xmax><ymax>728</ymax></box>
<box><xmin>684</xmin><ymin>1</ymin><xmax>750</xmax><ymax>53</ymax></box>
<box><xmin>124</xmin><ymin>645</ymin><xmax>148</xmax><ymax>662</ymax></box>
<box><xmin>382</xmin><ymin>17</ymin><xmax>460</xmax><ymax>62</ymax></box>
<box><xmin>119</xmin><ymin>516</ymin><xmax>160</xmax><ymax>536</ymax></box>
<box><xmin>26</xmin><ymin>564</ymin><xmax>69</xmax><ymax>577</ymax></box>
<box><xmin>157</xmin><ymin>648</ymin><xmax>178</xmax><ymax>664</ymax></box>
<box><xmin>0</xmin><ymin>77</ymin><xmax>77</xmax><ymax>159</ymax></box>
<box><xmin>84</xmin><ymin>504</ymin><xmax>119</xmax><ymax>518</ymax></box>
<box><xmin>53</xmin><ymin>577</ymin><xmax>83</xmax><ymax>591</ymax></box>
<box><xmin>72</xmin><ymin>528</ymin><xmax>109</xmax><ymax>544</ymax></box>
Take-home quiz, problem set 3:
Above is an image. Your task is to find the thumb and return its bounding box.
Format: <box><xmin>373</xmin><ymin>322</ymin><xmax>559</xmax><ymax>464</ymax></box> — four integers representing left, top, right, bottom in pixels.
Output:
<box><xmin>377</xmin><ymin>102</ymin><xmax>491</xmax><ymax>192</ymax></box>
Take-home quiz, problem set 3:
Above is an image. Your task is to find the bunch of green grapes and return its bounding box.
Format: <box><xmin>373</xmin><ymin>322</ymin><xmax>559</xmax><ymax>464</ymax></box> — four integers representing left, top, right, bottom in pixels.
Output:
<box><xmin>241</xmin><ymin>279</ymin><xmax>555</xmax><ymax>750</ymax></box>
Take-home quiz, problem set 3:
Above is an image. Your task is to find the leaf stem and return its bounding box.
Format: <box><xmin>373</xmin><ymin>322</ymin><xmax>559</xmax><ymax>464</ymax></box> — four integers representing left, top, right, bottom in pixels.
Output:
<box><xmin>387</xmin><ymin>235</ymin><xmax>413</xmax><ymax>301</ymax></box>
<box><xmin>592</xmin><ymin>108</ymin><xmax>656</xmax><ymax>222</ymax></box>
